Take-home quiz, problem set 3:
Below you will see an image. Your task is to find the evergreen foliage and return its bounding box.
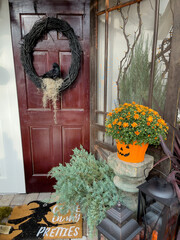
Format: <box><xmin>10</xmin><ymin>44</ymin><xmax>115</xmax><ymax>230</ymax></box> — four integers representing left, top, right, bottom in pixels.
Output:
<box><xmin>119</xmin><ymin>37</ymin><xmax>166</xmax><ymax>111</ymax></box>
<box><xmin>49</xmin><ymin>146</ymin><xmax>123</xmax><ymax>235</ymax></box>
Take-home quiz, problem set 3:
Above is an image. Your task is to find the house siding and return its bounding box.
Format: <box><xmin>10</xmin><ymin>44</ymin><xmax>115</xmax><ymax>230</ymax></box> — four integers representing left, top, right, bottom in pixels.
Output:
<box><xmin>0</xmin><ymin>0</ymin><xmax>25</xmax><ymax>193</ymax></box>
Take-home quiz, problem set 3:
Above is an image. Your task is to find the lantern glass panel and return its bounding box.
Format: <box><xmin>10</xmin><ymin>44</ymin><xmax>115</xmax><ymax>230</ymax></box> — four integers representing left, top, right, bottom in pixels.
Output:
<box><xmin>137</xmin><ymin>178</ymin><xmax>180</xmax><ymax>240</ymax></box>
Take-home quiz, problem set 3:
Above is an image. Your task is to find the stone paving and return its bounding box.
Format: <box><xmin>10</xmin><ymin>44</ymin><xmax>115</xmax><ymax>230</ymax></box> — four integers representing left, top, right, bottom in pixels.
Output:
<box><xmin>0</xmin><ymin>192</ymin><xmax>53</xmax><ymax>207</ymax></box>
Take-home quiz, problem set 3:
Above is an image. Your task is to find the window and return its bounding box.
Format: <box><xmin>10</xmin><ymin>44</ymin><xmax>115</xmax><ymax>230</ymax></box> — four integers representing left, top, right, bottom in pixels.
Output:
<box><xmin>90</xmin><ymin>0</ymin><xmax>179</xmax><ymax>153</ymax></box>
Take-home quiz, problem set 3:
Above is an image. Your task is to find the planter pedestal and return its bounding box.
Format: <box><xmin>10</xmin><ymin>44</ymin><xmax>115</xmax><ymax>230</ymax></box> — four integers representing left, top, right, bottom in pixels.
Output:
<box><xmin>108</xmin><ymin>153</ymin><xmax>154</xmax><ymax>212</ymax></box>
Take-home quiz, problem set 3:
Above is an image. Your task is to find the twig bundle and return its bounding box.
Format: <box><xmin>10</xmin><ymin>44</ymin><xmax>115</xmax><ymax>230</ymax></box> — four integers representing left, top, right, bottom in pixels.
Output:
<box><xmin>20</xmin><ymin>17</ymin><xmax>82</xmax><ymax>92</ymax></box>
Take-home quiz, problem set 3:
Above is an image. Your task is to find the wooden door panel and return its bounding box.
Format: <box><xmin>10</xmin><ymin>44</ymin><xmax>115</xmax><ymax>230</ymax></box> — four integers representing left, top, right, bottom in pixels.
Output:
<box><xmin>9</xmin><ymin>0</ymin><xmax>90</xmax><ymax>192</ymax></box>
<box><xmin>61</xmin><ymin>85</ymin><xmax>83</xmax><ymax>109</ymax></box>
<box><xmin>26</xmin><ymin>51</ymin><xmax>49</xmax><ymax>109</ymax></box>
<box><xmin>59</xmin><ymin>51</ymin><xmax>71</xmax><ymax>78</ymax></box>
<box><xmin>60</xmin><ymin>52</ymin><xmax>84</xmax><ymax>109</ymax></box>
<box><xmin>33</xmin><ymin>51</ymin><xmax>49</xmax><ymax>77</ymax></box>
<box><xmin>53</xmin><ymin>125</ymin><xmax>63</xmax><ymax>165</ymax></box>
<box><xmin>30</xmin><ymin>127</ymin><xmax>52</xmax><ymax>174</ymax></box>
<box><xmin>26</xmin><ymin>79</ymin><xmax>44</xmax><ymax>110</ymax></box>
<box><xmin>21</xmin><ymin>14</ymin><xmax>47</xmax><ymax>38</ymax></box>
<box><xmin>62</xmin><ymin>126</ymin><xmax>83</xmax><ymax>164</ymax></box>
<box><xmin>57</xmin><ymin>15</ymin><xmax>83</xmax><ymax>40</ymax></box>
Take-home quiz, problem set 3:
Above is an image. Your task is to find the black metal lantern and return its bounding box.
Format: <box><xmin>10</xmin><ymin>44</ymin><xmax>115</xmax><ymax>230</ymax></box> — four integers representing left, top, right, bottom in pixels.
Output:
<box><xmin>97</xmin><ymin>202</ymin><xmax>142</xmax><ymax>240</ymax></box>
<box><xmin>137</xmin><ymin>177</ymin><xmax>180</xmax><ymax>240</ymax></box>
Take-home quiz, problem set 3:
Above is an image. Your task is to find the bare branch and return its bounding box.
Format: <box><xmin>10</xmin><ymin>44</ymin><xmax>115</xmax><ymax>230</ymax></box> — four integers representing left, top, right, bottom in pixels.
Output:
<box><xmin>119</xmin><ymin>6</ymin><xmax>131</xmax><ymax>71</ymax></box>
<box><xmin>116</xmin><ymin>6</ymin><xmax>131</xmax><ymax>105</ymax></box>
<box><xmin>123</xmin><ymin>3</ymin><xmax>142</xmax><ymax>79</ymax></box>
<box><xmin>156</xmin><ymin>37</ymin><xmax>172</xmax><ymax>79</ymax></box>
<box><xmin>116</xmin><ymin>2</ymin><xmax>142</xmax><ymax>104</ymax></box>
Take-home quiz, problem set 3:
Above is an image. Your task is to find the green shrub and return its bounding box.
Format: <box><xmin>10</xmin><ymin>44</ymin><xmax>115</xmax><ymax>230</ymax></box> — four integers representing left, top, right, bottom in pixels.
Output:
<box><xmin>119</xmin><ymin>37</ymin><xmax>166</xmax><ymax>111</ymax></box>
<box><xmin>49</xmin><ymin>146</ymin><xmax>123</xmax><ymax>235</ymax></box>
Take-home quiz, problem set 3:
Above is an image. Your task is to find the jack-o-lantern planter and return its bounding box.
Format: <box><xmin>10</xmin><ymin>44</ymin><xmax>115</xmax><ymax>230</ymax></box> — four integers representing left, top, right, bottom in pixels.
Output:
<box><xmin>105</xmin><ymin>102</ymin><xmax>169</xmax><ymax>164</ymax></box>
<box><xmin>116</xmin><ymin>141</ymin><xmax>148</xmax><ymax>163</ymax></box>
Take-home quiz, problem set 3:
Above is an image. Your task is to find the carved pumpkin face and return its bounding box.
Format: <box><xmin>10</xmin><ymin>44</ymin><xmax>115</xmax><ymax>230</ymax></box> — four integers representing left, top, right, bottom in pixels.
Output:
<box><xmin>116</xmin><ymin>141</ymin><xmax>149</xmax><ymax>163</ymax></box>
<box><xmin>117</xmin><ymin>144</ymin><xmax>130</xmax><ymax>157</ymax></box>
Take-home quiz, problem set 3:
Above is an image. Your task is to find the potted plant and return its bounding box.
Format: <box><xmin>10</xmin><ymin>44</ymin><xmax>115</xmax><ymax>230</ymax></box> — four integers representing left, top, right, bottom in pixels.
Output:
<box><xmin>49</xmin><ymin>146</ymin><xmax>123</xmax><ymax>237</ymax></box>
<box><xmin>105</xmin><ymin>102</ymin><xmax>168</xmax><ymax>163</ymax></box>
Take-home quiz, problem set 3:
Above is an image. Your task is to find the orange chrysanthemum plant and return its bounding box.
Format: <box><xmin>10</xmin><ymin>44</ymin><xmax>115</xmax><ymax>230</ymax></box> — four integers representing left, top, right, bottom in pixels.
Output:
<box><xmin>105</xmin><ymin>102</ymin><xmax>169</xmax><ymax>163</ymax></box>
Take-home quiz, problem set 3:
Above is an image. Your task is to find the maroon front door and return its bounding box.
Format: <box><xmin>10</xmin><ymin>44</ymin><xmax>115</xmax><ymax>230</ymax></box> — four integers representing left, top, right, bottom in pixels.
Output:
<box><xmin>9</xmin><ymin>0</ymin><xmax>90</xmax><ymax>192</ymax></box>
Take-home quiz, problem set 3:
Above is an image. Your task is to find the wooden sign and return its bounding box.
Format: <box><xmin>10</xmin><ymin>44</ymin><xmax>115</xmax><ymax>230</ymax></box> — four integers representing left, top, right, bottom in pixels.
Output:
<box><xmin>1</xmin><ymin>201</ymin><xmax>82</xmax><ymax>240</ymax></box>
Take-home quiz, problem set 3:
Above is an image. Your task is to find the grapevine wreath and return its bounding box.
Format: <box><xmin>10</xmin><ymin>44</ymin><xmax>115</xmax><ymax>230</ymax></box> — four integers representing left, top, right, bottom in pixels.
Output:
<box><xmin>20</xmin><ymin>17</ymin><xmax>82</xmax><ymax>123</ymax></box>
<box><xmin>20</xmin><ymin>17</ymin><xmax>82</xmax><ymax>91</ymax></box>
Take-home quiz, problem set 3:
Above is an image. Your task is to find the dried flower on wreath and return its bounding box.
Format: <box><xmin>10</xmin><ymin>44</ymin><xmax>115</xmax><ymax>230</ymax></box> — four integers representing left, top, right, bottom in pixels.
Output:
<box><xmin>42</xmin><ymin>77</ymin><xmax>63</xmax><ymax>124</ymax></box>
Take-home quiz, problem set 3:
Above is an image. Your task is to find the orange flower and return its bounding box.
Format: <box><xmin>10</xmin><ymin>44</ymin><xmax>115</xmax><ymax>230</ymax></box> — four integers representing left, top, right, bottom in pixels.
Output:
<box><xmin>117</xmin><ymin>122</ymin><xmax>122</xmax><ymax>126</ymax></box>
<box><xmin>154</xmin><ymin>111</ymin><xmax>159</xmax><ymax>116</ymax></box>
<box><xmin>131</xmin><ymin>122</ymin><xmax>138</xmax><ymax>128</ymax></box>
<box><xmin>123</xmin><ymin>122</ymin><xmax>129</xmax><ymax>127</ymax></box>
<box><xmin>147</xmin><ymin>116</ymin><xmax>153</xmax><ymax>122</ymax></box>
<box><xmin>134</xmin><ymin>114</ymin><xmax>139</xmax><ymax>119</ymax></box>
<box><xmin>161</xmin><ymin>120</ymin><xmax>166</xmax><ymax>126</ymax></box>
<box><xmin>137</xmin><ymin>108</ymin><xmax>142</xmax><ymax>112</ymax></box>
<box><xmin>158</xmin><ymin>119</ymin><xmax>165</xmax><ymax>125</ymax></box>
<box><xmin>135</xmin><ymin>131</ymin><xmax>140</xmax><ymax>135</ymax></box>
<box><xmin>105</xmin><ymin>102</ymin><xmax>167</xmax><ymax>144</ymax></box>
<box><xmin>113</xmin><ymin>119</ymin><xmax>118</xmax><ymax>125</ymax></box>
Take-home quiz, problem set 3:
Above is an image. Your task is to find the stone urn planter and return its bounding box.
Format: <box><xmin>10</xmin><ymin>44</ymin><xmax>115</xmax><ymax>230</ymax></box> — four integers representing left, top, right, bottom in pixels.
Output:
<box><xmin>107</xmin><ymin>152</ymin><xmax>154</xmax><ymax>212</ymax></box>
